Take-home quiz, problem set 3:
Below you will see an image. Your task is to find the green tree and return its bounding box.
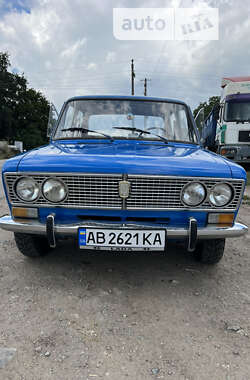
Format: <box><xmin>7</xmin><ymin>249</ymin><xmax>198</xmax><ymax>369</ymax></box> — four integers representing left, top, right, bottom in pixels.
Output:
<box><xmin>193</xmin><ymin>96</ymin><xmax>220</xmax><ymax>120</ymax></box>
<box><xmin>0</xmin><ymin>51</ymin><xmax>50</xmax><ymax>150</ymax></box>
<box><xmin>0</xmin><ymin>51</ymin><xmax>10</xmax><ymax>72</ymax></box>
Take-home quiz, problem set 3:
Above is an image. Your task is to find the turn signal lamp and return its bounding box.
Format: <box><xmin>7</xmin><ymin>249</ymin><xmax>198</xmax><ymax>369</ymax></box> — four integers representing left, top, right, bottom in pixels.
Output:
<box><xmin>12</xmin><ymin>207</ymin><xmax>38</xmax><ymax>219</ymax></box>
<box><xmin>208</xmin><ymin>213</ymin><xmax>234</xmax><ymax>227</ymax></box>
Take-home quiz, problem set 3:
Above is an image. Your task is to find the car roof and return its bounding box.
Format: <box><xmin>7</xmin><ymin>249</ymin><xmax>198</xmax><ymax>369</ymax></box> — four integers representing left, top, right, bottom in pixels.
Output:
<box><xmin>66</xmin><ymin>95</ymin><xmax>188</xmax><ymax>106</ymax></box>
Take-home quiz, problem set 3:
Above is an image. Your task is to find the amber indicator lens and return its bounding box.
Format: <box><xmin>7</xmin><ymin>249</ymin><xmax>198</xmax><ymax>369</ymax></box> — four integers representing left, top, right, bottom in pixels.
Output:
<box><xmin>208</xmin><ymin>213</ymin><xmax>234</xmax><ymax>226</ymax></box>
<box><xmin>12</xmin><ymin>207</ymin><xmax>38</xmax><ymax>219</ymax></box>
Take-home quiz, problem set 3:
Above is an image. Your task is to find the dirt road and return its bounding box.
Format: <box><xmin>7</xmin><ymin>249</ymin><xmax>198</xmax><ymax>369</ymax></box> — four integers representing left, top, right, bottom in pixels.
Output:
<box><xmin>0</xmin><ymin>160</ymin><xmax>250</xmax><ymax>380</ymax></box>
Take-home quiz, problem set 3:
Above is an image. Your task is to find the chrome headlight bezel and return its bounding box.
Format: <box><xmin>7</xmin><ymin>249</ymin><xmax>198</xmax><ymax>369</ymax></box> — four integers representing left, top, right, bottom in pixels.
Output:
<box><xmin>14</xmin><ymin>176</ymin><xmax>40</xmax><ymax>202</ymax></box>
<box><xmin>181</xmin><ymin>182</ymin><xmax>207</xmax><ymax>207</ymax></box>
<box><xmin>209</xmin><ymin>183</ymin><xmax>234</xmax><ymax>207</ymax></box>
<box><xmin>42</xmin><ymin>177</ymin><xmax>68</xmax><ymax>203</ymax></box>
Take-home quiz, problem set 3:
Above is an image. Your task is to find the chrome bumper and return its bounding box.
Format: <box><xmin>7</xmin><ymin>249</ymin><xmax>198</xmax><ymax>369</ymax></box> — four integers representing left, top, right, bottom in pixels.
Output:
<box><xmin>0</xmin><ymin>215</ymin><xmax>248</xmax><ymax>240</ymax></box>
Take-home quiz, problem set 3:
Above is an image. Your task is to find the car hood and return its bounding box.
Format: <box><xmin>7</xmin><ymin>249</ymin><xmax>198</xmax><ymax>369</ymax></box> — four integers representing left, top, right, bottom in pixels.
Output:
<box><xmin>17</xmin><ymin>141</ymin><xmax>232</xmax><ymax>178</ymax></box>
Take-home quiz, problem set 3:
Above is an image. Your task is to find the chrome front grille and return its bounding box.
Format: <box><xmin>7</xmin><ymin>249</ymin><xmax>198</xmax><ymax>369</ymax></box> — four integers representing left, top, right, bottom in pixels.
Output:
<box><xmin>4</xmin><ymin>173</ymin><xmax>244</xmax><ymax>211</ymax></box>
<box><xmin>126</xmin><ymin>175</ymin><xmax>243</xmax><ymax>210</ymax></box>
<box><xmin>5</xmin><ymin>173</ymin><xmax>122</xmax><ymax>209</ymax></box>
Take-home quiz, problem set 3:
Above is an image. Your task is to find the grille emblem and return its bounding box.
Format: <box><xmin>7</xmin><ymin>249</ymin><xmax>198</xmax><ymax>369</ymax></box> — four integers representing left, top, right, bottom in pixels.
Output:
<box><xmin>119</xmin><ymin>180</ymin><xmax>130</xmax><ymax>199</ymax></box>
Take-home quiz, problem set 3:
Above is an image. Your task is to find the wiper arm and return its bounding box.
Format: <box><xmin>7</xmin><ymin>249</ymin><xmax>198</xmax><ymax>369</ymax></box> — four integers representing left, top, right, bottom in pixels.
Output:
<box><xmin>113</xmin><ymin>126</ymin><xmax>168</xmax><ymax>144</ymax></box>
<box><xmin>61</xmin><ymin>127</ymin><xmax>114</xmax><ymax>142</ymax></box>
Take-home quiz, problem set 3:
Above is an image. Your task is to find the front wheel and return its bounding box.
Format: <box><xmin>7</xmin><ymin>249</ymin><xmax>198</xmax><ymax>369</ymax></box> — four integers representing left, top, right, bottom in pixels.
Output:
<box><xmin>193</xmin><ymin>239</ymin><xmax>225</xmax><ymax>264</ymax></box>
<box><xmin>14</xmin><ymin>233</ymin><xmax>52</xmax><ymax>257</ymax></box>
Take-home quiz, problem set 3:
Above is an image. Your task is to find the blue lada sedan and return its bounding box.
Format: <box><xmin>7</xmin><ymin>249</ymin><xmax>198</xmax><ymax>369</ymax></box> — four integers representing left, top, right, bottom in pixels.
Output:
<box><xmin>0</xmin><ymin>96</ymin><xmax>248</xmax><ymax>264</ymax></box>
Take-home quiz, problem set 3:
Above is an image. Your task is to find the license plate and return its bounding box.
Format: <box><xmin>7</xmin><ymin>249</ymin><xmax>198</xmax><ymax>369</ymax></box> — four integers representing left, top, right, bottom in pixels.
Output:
<box><xmin>78</xmin><ymin>228</ymin><xmax>166</xmax><ymax>251</ymax></box>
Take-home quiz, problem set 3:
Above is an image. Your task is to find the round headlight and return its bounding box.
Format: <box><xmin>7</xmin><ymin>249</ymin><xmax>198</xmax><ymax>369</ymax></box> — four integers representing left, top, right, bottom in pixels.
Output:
<box><xmin>15</xmin><ymin>177</ymin><xmax>39</xmax><ymax>202</ymax></box>
<box><xmin>182</xmin><ymin>182</ymin><xmax>206</xmax><ymax>206</ymax></box>
<box><xmin>209</xmin><ymin>183</ymin><xmax>233</xmax><ymax>207</ymax></box>
<box><xmin>42</xmin><ymin>178</ymin><xmax>67</xmax><ymax>203</ymax></box>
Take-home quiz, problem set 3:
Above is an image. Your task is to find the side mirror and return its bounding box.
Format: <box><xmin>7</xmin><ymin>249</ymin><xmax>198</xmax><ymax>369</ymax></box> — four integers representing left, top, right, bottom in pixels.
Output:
<box><xmin>213</xmin><ymin>104</ymin><xmax>220</xmax><ymax>121</ymax></box>
<box><xmin>47</xmin><ymin>103</ymin><xmax>59</xmax><ymax>138</ymax></box>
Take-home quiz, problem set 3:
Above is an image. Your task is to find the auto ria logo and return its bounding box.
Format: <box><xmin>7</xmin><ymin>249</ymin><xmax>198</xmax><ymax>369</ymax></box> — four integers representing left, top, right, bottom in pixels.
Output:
<box><xmin>113</xmin><ymin>7</ymin><xmax>219</xmax><ymax>41</ymax></box>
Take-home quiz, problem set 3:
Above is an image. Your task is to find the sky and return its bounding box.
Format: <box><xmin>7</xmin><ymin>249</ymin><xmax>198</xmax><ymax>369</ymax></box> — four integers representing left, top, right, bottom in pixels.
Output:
<box><xmin>0</xmin><ymin>0</ymin><xmax>249</xmax><ymax>112</ymax></box>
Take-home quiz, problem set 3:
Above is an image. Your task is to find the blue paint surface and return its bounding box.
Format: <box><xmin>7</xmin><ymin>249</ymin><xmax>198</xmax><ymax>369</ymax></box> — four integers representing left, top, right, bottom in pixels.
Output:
<box><xmin>3</xmin><ymin>140</ymin><xmax>241</xmax><ymax>178</ymax></box>
<box><xmin>37</xmin><ymin>207</ymin><xmax>237</xmax><ymax>228</ymax></box>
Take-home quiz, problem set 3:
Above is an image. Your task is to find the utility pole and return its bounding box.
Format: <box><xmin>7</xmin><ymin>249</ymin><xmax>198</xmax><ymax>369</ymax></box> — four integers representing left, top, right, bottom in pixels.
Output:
<box><xmin>131</xmin><ymin>59</ymin><xmax>135</xmax><ymax>95</ymax></box>
<box><xmin>140</xmin><ymin>78</ymin><xmax>151</xmax><ymax>96</ymax></box>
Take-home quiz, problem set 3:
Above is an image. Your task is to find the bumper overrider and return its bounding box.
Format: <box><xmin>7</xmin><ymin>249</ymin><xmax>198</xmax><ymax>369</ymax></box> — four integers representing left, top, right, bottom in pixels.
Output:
<box><xmin>0</xmin><ymin>214</ymin><xmax>248</xmax><ymax>252</ymax></box>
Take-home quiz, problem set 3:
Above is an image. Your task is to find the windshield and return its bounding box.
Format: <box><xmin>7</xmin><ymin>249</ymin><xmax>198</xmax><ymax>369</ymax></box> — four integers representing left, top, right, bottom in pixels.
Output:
<box><xmin>224</xmin><ymin>100</ymin><xmax>250</xmax><ymax>122</ymax></box>
<box><xmin>54</xmin><ymin>99</ymin><xmax>197</xmax><ymax>143</ymax></box>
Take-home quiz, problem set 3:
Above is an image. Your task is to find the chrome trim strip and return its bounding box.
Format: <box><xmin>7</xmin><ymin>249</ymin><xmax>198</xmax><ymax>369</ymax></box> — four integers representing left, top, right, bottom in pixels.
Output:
<box><xmin>0</xmin><ymin>215</ymin><xmax>248</xmax><ymax>239</ymax></box>
<box><xmin>127</xmin><ymin>174</ymin><xmax>245</xmax><ymax>182</ymax></box>
<box><xmin>4</xmin><ymin>172</ymin><xmax>123</xmax><ymax>177</ymax></box>
<box><xmin>8</xmin><ymin>204</ymin><xmax>121</xmax><ymax>210</ymax></box>
<box><xmin>126</xmin><ymin>207</ymin><xmax>239</xmax><ymax>212</ymax></box>
<box><xmin>3</xmin><ymin>204</ymin><xmax>243</xmax><ymax>212</ymax></box>
<box><xmin>4</xmin><ymin>172</ymin><xmax>245</xmax><ymax>182</ymax></box>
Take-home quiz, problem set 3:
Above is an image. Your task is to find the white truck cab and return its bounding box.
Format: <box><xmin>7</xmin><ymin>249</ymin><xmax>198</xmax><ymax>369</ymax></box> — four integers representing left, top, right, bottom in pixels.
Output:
<box><xmin>218</xmin><ymin>76</ymin><xmax>250</xmax><ymax>163</ymax></box>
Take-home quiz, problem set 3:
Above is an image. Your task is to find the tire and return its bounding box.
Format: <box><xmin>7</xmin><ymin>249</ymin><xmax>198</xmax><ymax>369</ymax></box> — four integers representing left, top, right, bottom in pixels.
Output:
<box><xmin>14</xmin><ymin>233</ymin><xmax>52</xmax><ymax>257</ymax></box>
<box><xmin>193</xmin><ymin>239</ymin><xmax>225</xmax><ymax>264</ymax></box>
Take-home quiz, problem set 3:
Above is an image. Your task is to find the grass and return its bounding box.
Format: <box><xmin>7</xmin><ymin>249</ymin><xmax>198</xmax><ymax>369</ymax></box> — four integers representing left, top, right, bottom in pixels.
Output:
<box><xmin>243</xmin><ymin>195</ymin><xmax>250</xmax><ymax>205</ymax></box>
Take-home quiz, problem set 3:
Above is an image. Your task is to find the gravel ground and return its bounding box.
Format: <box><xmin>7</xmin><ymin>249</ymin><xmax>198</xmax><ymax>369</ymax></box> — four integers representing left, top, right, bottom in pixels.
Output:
<box><xmin>0</xmin><ymin>159</ymin><xmax>250</xmax><ymax>380</ymax></box>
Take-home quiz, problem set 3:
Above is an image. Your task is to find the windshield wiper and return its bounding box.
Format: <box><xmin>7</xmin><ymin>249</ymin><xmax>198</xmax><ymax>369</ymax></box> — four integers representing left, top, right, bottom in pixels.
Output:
<box><xmin>61</xmin><ymin>127</ymin><xmax>114</xmax><ymax>142</ymax></box>
<box><xmin>112</xmin><ymin>126</ymin><xmax>168</xmax><ymax>144</ymax></box>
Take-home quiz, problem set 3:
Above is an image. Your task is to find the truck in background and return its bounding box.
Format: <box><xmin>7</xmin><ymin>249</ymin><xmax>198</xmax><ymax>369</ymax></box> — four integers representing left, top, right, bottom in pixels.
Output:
<box><xmin>201</xmin><ymin>76</ymin><xmax>250</xmax><ymax>163</ymax></box>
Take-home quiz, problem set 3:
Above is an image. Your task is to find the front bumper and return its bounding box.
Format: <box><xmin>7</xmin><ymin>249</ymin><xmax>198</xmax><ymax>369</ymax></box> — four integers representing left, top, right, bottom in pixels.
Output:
<box><xmin>0</xmin><ymin>215</ymin><xmax>248</xmax><ymax>240</ymax></box>
<box><xmin>220</xmin><ymin>145</ymin><xmax>250</xmax><ymax>163</ymax></box>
